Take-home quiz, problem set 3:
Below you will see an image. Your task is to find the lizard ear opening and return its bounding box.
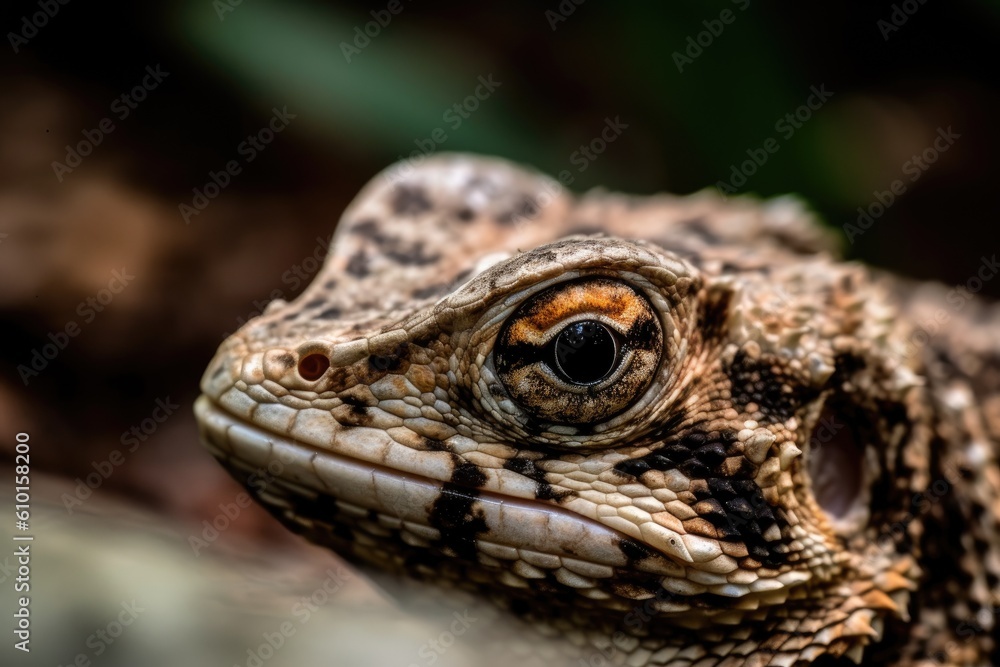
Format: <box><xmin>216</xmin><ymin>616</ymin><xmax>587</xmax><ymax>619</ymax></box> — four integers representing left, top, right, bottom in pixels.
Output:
<box><xmin>807</xmin><ymin>401</ymin><xmax>866</xmax><ymax>528</ymax></box>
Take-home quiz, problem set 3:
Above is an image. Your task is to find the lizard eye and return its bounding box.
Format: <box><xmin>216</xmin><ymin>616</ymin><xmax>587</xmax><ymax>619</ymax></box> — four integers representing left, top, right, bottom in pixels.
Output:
<box><xmin>493</xmin><ymin>277</ymin><xmax>662</xmax><ymax>425</ymax></box>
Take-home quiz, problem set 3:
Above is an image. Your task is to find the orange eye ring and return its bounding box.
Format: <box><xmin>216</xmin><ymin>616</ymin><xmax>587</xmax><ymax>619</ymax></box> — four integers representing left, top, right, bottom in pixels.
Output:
<box><xmin>494</xmin><ymin>277</ymin><xmax>662</xmax><ymax>425</ymax></box>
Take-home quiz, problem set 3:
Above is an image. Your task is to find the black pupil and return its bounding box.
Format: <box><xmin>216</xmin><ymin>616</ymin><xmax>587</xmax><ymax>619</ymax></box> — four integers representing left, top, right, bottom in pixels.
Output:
<box><xmin>552</xmin><ymin>321</ymin><xmax>619</xmax><ymax>385</ymax></box>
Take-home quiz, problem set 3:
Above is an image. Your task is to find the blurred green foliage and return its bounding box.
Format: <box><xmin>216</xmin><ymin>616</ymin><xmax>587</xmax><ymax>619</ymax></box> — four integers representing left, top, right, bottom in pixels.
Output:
<box><xmin>173</xmin><ymin>0</ymin><xmax>999</xmax><ymax>286</ymax></box>
<box><xmin>176</xmin><ymin>2</ymin><xmax>856</xmax><ymax>197</ymax></box>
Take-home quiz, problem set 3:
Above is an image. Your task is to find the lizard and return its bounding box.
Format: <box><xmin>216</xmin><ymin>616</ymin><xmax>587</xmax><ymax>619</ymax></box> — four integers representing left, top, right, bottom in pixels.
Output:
<box><xmin>195</xmin><ymin>153</ymin><xmax>1000</xmax><ymax>666</ymax></box>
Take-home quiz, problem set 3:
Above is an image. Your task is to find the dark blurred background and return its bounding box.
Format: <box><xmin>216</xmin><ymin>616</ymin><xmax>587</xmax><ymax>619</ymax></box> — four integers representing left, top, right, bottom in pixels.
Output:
<box><xmin>0</xmin><ymin>0</ymin><xmax>998</xmax><ymax>574</ymax></box>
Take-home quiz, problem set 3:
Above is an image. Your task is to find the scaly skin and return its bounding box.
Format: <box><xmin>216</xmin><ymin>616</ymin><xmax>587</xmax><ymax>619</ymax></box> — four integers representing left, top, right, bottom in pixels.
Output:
<box><xmin>195</xmin><ymin>154</ymin><xmax>1000</xmax><ymax>666</ymax></box>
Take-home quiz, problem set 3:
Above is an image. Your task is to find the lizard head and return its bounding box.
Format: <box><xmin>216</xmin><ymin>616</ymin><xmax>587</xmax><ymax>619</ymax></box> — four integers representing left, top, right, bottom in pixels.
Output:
<box><xmin>197</xmin><ymin>154</ymin><xmax>927</xmax><ymax>665</ymax></box>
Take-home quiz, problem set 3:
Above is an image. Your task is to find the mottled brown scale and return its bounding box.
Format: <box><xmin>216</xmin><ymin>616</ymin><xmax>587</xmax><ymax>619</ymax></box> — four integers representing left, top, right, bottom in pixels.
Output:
<box><xmin>196</xmin><ymin>154</ymin><xmax>1000</xmax><ymax>666</ymax></box>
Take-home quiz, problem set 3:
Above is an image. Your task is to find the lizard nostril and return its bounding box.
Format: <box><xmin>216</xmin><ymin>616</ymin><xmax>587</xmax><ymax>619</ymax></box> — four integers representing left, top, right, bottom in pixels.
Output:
<box><xmin>297</xmin><ymin>353</ymin><xmax>330</xmax><ymax>381</ymax></box>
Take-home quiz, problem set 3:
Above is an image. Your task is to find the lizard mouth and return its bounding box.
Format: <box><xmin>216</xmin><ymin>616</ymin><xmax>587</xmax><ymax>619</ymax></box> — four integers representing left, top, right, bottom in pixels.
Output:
<box><xmin>194</xmin><ymin>395</ymin><xmax>702</xmax><ymax>611</ymax></box>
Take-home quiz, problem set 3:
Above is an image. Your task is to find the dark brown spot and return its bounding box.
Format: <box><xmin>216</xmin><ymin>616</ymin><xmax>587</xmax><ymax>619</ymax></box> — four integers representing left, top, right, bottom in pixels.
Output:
<box><xmin>495</xmin><ymin>196</ymin><xmax>539</xmax><ymax>226</ymax></box>
<box><xmin>331</xmin><ymin>399</ymin><xmax>373</xmax><ymax>427</ymax></box>
<box><xmin>693</xmin><ymin>442</ymin><xmax>727</xmax><ymax>467</ymax></box>
<box><xmin>565</xmin><ymin>224</ymin><xmax>606</xmax><ymax>236</ymax></box>
<box><xmin>832</xmin><ymin>352</ymin><xmax>867</xmax><ymax>380</ymax></box>
<box><xmin>451</xmin><ymin>461</ymin><xmax>487</xmax><ymax>488</ymax></box>
<box><xmin>351</xmin><ymin>219</ymin><xmax>384</xmax><ymax>240</ymax></box>
<box><xmin>451</xmin><ymin>267</ymin><xmax>474</xmax><ymax>286</ymax></box>
<box><xmin>339</xmin><ymin>394</ymin><xmax>369</xmax><ymax>409</ymax></box>
<box><xmin>385</xmin><ymin>241</ymin><xmax>441</xmax><ymax>266</ymax></box>
<box><xmin>391</xmin><ymin>185</ymin><xmax>432</xmax><ymax>216</ymax></box>
<box><xmin>699</xmin><ymin>286</ymin><xmax>733</xmax><ymax>345</ymax></box>
<box><xmin>614</xmin><ymin>458</ymin><xmax>651</xmax><ymax>478</ymax></box>
<box><xmin>346</xmin><ymin>251</ymin><xmax>370</xmax><ymax>277</ymax></box>
<box><xmin>368</xmin><ymin>343</ymin><xmax>409</xmax><ymax>372</ymax></box>
<box><xmin>428</xmin><ymin>484</ymin><xmax>488</xmax><ymax>560</ymax></box>
<box><xmin>727</xmin><ymin>350</ymin><xmax>813</xmax><ymax>423</ymax></box>
<box><xmin>325</xmin><ymin>367</ymin><xmax>357</xmax><ymax>393</ymax></box>
<box><xmin>619</xmin><ymin>538</ymin><xmax>655</xmax><ymax>563</ymax></box>
<box><xmin>628</xmin><ymin>428</ymin><xmax>787</xmax><ymax>567</ymax></box>
<box><xmin>684</xmin><ymin>218</ymin><xmax>721</xmax><ymax>244</ymax></box>
<box><xmin>413</xmin><ymin>283</ymin><xmax>449</xmax><ymax>299</ymax></box>
<box><xmin>338</xmin><ymin>384</ymin><xmax>377</xmax><ymax>408</ymax></box>
<box><xmin>609</xmin><ymin>580</ymin><xmax>669</xmax><ymax>603</ymax></box>
<box><xmin>503</xmin><ymin>458</ymin><xmax>569</xmax><ymax>501</ymax></box>
<box><xmin>318</xmin><ymin>306</ymin><xmax>342</xmax><ymax>319</ymax></box>
<box><xmin>451</xmin><ymin>384</ymin><xmax>477</xmax><ymax>411</ymax></box>
<box><xmin>422</xmin><ymin>437</ymin><xmax>449</xmax><ymax>452</ymax></box>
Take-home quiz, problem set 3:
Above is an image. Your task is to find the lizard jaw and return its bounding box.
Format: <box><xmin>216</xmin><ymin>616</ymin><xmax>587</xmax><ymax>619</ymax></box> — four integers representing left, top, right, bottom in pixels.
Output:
<box><xmin>195</xmin><ymin>394</ymin><xmax>811</xmax><ymax>618</ymax></box>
